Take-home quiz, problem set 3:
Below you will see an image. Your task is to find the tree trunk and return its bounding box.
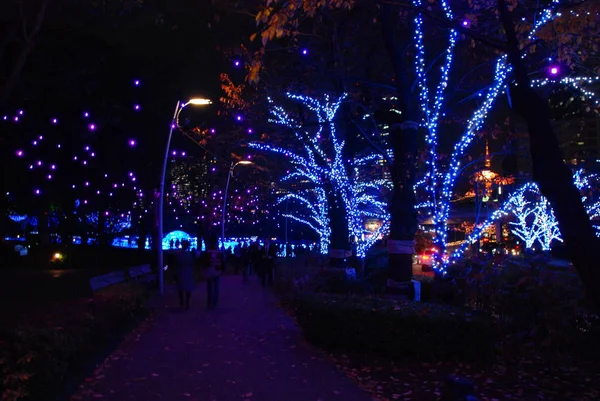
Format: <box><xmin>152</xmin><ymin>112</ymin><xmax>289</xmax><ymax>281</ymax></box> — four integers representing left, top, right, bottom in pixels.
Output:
<box><xmin>381</xmin><ymin>4</ymin><xmax>419</xmax><ymax>297</ymax></box>
<box><xmin>327</xmin><ymin>185</ymin><xmax>351</xmax><ymax>267</ymax></box>
<box><xmin>499</xmin><ymin>0</ymin><xmax>600</xmax><ymax>311</ymax></box>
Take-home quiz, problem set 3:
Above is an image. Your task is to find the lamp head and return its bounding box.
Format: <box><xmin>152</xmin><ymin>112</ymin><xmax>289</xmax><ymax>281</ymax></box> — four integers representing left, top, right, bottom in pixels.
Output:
<box><xmin>238</xmin><ymin>160</ymin><xmax>253</xmax><ymax>165</ymax></box>
<box><xmin>186</xmin><ymin>98</ymin><xmax>212</xmax><ymax>106</ymax></box>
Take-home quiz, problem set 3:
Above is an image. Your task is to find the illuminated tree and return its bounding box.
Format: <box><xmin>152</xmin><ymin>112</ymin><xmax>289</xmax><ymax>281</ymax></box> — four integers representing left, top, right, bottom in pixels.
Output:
<box><xmin>250</xmin><ymin>93</ymin><xmax>390</xmax><ymax>261</ymax></box>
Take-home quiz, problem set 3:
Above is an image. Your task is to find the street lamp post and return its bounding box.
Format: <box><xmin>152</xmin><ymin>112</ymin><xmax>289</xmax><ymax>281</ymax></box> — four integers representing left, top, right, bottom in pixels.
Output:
<box><xmin>158</xmin><ymin>98</ymin><xmax>212</xmax><ymax>295</ymax></box>
<box><xmin>221</xmin><ymin>160</ymin><xmax>253</xmax><ymax>253</ymax></box>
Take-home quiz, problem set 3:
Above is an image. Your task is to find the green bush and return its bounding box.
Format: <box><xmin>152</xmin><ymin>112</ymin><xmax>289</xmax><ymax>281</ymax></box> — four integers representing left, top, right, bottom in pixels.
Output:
<box><xmin>0</xmin><ymin>283</ymin><xmax>150</xmax><ymax>401</ymax></box>
<box><xmin>292</xmin><ymin>293</ymin><xmax>494</xmax><ymax>361</ymax></box>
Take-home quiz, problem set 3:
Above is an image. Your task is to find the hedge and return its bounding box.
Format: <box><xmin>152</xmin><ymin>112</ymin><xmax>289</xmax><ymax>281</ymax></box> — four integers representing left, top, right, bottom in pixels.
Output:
<box><xmin>0</xmin><ymin>282</ymin><xmax>151</xmax><ymax>401</ymax></box>
<box><xmin>292</xmin><ymin>293</ymin><xmax>494</xmax><ymax>361</ymax></box>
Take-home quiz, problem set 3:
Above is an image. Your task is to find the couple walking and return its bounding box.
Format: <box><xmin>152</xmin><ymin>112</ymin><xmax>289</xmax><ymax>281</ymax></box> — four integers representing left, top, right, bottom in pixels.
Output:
<box><xmin>169</xmin><ymin>236</ymin><xmax>222</xmax><ymax>310</ymax></box>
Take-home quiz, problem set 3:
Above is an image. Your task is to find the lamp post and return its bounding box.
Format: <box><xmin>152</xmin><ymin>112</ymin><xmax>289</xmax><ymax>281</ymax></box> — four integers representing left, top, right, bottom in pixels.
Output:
<box><xmin>221</xmin><ymin>160</ymin><xmax>253</xmax><ymax>253</ymax></box>
<box><xmin>158</xmin><ymin>98</ymin><xmax>212</xmax><ymax>295</ymax></box>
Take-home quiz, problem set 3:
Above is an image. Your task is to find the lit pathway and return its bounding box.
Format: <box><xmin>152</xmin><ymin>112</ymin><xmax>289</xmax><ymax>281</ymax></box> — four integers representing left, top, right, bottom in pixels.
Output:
<box><xmin>71</xmin><ymin>275</ymin><xmax>374</xmax><ymax>401</ymax></box>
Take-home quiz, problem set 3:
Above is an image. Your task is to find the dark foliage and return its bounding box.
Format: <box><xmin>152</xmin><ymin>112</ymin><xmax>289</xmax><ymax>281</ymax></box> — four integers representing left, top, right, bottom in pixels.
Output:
<box><xmin>0</xmin><ymin>282</ymin><xmax>150</xmax><ymax>401</ymax></box>
<box><xmin>291</xmin><ymin>293</ymin><xmax>494</xmax><ymax>362</ymax></box>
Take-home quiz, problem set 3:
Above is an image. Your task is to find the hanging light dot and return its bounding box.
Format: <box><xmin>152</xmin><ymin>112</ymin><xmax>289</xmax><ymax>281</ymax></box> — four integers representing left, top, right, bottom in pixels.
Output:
<box><xmin>129</xmin><ymin>139</ymin><xmax>136</xmax><ymax>147</ymax></box>
<box><xmin>181</xmin><ymin>151</ymin><xmax>186</xmax><ymax>156</ymax></box>
<box><xmin>90</xmin><ymin>152</ymin><xmax>95</xmax><ymax>157</ymax></box>
<box><xmin>36</xmin><ymin>161</ymin><xmax>42</xmax><ymax>166</ymax></box>
<box><xmin>34</xmin><ymin>189</ymin><xmax>41</xmax><ymax>195</ymax></box>
<box><xmin>134</xmin><ymin>80</ymin><xmax>140</xmax><ymax>86</ymax></box>
<box><xmin>88</xmin><ymin>123</ymin><xmax>96</xmax><ymax>131</ymax></box>
<box><xmin>236</xmin><ymin>115</ymin><xmax>243</xmax><ymax>121</ymax></box>
<box><xmin>13</xmin><ymin>116</ymin><xmax>19</xmax><ymax>122</ymax></box>
<box><xmin>85</xmin><ymin>182</ymin><xmax>90</xmax><ymax>186</ymax></box>
<box><xmin>301</xmin><ymin>48</ymin><xmax>308</xmax><ymax>55</ymax></box>
<box><xmin>18</xmin><ymin>110</ymin><xmax>23</xmax><ymax>115</ymax></box>
<box><xmin>134</xmin><ymin>104</ymin><xmax>141</xmax><ymax>111</ymax></box>
<box><xmin>57</xmin><ymin>144</ymin><xmax>61</xmax><ymax>148</ymax></box>
<box><xmin>83</xmin><ymin>112</ymin><xmax>90</xmax><ymax>118</ymax></box>
<box><xmin>549</xmin><ymin>65</ymin><xmax>560</xmax><ymax>76</ymax></box>
<box><xmin>47</xmin><ymin>174</ymin><xmax>52</xmax><ymax>180</ymax></box>
<box><xmin>16</xmin><ymin>150</ymin><xmax>23</xmax><ymax>157</ymax></box>
<box><xmin>50</xmin><ymin>164</ymin><xmax>56</xmax><ymax>170</ymax></box>
<box><xmin>210</xmin><ymin>128</ymin><xmax>216</xmax><ymax>134</ymax></box>
<box><xmin>51</xmin><ymin>118</ymin><xmax>58</xmax><ymax>124</ymax></box>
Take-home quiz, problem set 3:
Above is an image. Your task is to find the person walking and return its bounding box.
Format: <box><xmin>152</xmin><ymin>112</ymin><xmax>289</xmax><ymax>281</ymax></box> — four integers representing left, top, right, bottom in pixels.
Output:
<box><xmin>261</xmin><ymin>237</ymin><xmax>277</xmax><ymax>287</ymax></box>
<box><xmin>202</xmin><ymin>236</ymin><xmax>223</xmax><ymax>309</ymax></box>
<box><xmin>168</xmin><ymin>239</ymin><xmax>195</xmax><ymax>310</ymax></box>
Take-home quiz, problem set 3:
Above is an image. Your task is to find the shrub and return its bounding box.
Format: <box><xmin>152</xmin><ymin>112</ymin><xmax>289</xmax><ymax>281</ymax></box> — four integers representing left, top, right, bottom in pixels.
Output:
<box><xmin>291</xmin><ymin>293</ymin><xmax>494</xmax><ymax>361</ymax></box>
<box><xmin>0</xmin><ymin>283</ymin><xmax>150</xmax><ymax>401</ymax></box>
<box><xmin>448</xmin><ymin>256</ymin><xmax>600</xmax><ymax>359</ymax></box>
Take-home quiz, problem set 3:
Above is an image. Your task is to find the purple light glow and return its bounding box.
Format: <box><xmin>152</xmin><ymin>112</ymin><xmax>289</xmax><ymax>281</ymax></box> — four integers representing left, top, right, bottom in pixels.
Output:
<box><xmin>88</xmin><ymin>123</ymin><xmax>96</xmax><ymax>131</ymax></box>
<box><xmin>90</xmin><ymin>152</ymin><xmax>95</xmax><ymax>157</ymax></box>
<box><xmin>13</xmin><ymin>116</ymin><xmax>19</xmax><ymax>122</ymax></box>
<box><xmin>172</xmin><ymin>151</ymin><xmax>177</xmax><ymax>156</ymax></box>
<box><xmin>34</xmin><ymin>189</ymin><xmax>40</xmax><ymax>195</ymax></box>
<box><xmin>29</xmin><ymin>165</ymin><xmax>33</xmax><ymax>169</ymax></box>
<box><xmin>549</xmin><ymin>66</ymin><xmax>560</xmax><ymax>75</ymax></box>
<box><xmin>47</xmin><ymin>174</ymin><xmax>52</xmax><ymax>180</ymax></box>
<box><xmin>302</xmin><ymin>49</ymin><xmax>308</xmax><ymax>55</ymax></box>
<box><xmin>236</xmin><ymin>115</ymin><xmax>243</xmax><ymax>121</ymax></box>
<box><xmin>129</xmin><ymin>172</ymin><xmax>133</xmax><ymax>177</ymax></box>
<box><xmin>462</xmin><ymin>20</ymin><xmax>469</xmax><ymax>27</ymax></box>
<box><xmin>83</xmin><ymin>161</ymin><xmax>87</xmax><ymax>165</ymax></box>
<box><xmin>85</xmin><ymin>182</ymin><xmax>90</xmax><ymax>186</ymax></box>
<box><xmin>36</xmin><ymin>161</ymin><xmax>42</xmax><ymax>166</ymax></box>
<box><xmin>181</xmin><ymin>152</ymin><xmax>186</xmax><ymax>156</ymax></box>
<box><xmin>129</xmin><ymin>139</ymin><xmax>136</xmax><ymax>146</ymax></box>
<box><xmin>51</xmin><ymin>118</ymin><xmax>58</xmax><ymax>124</ymax></box>
<box><xmin>16</xmin><ymin>150</ymin><xmax>23</xmax><ymax>157</ymax></box>
<box><xmin>85</xmin><ymin>146</ymin><xmax>90</xmax><ymax>151</ymax></box>
<box><xmin>83</xmin><ymin>112</ymin><xmax>89</xmax><ymax>118</ymax></box>
<box><xmin>3</xmin><ymin>116</ymin><xmax>7</xmax><ymax>120</ymax></box>
<box><xmin>210</xmin><ymin>128</ymin><xmax>216</xmax><ymax>134</ymax></box>
<box><xmin>234</xmin><ymin>60</ymin><xmax>241</xmax><ymax>67</ymax></box>
<box><xmin>134</xmin><ymin>104</ymin><xmax>141</xmax><ymax>111</ymax></box>
<box><xmin>73</xmin><ymin>156</ymin><xmax>78</xmax><ymax>160</ymax></box>
<box><xmin>247</xmin><ymin>128</ymin><xmax>253</xmax><ymax>134</ymax></box>
<box><xmin>134</xmin><ymin>80</ymin><xmax>140</xmax><ymax>86</ymax></box>
<box><xmin>39</xmin><ymin>135</ymin><xmax>43</xmax><ymax>140</ymax></box>
<box><xmin>50</xmin><ymin>164</ymin><xmax>56</xmax><ymax>170</ymax></box>
<box><xmin>57</xmin><ymin>144</ymin><xmax>61</xmax><ymax>148</ymax></box>
<box><xmin>18</xmin><ymin>110</ymin><xmax>23</xmax><ymax>115</ymax></box>
<box><xmin>32</xmin><ymin>141</ymin><xmax>38</xmax><ymax>146</ymax></box>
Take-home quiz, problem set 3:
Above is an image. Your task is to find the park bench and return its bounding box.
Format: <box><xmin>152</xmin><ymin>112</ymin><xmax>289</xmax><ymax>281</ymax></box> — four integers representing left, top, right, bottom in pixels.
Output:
<box><xmin>89</xmin><ymin>270</ymin><xmax>126</xmax><ymax>292</ymax></box>
<box><xmin>128</xmin><ymin>264</ymin><xmax>155</xmax><ymax>283</ymax></box>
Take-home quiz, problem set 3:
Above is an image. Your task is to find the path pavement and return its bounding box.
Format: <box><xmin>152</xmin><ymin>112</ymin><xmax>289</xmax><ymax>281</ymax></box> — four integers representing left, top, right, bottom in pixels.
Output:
<box><xmin>72</xmin><ymin>275</ymin><xmax>374</xmax><ymax>401</ymax></box>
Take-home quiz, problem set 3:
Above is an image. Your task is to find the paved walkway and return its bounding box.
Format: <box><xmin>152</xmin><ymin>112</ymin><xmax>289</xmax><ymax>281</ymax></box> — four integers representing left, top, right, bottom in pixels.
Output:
<box><xmin>72</xmin><ymin>276</ymin><xmax>373</xmax><ymax>401</ymax></box>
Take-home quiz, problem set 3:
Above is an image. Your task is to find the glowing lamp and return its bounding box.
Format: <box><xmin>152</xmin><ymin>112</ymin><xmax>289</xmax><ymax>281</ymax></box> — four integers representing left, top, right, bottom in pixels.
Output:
<box><xmin>129</xmin><ymin>139</ymin><xmax>136</xmax><ymax>147</ymax></box>
<box><xmin>134</xmin><ymin>104</ymin><xmax>141</xmax><ymax>111</ymax></box>
<box><xmin>302</xmin><ymin>48</ymin><xmax>308</xmax><ymax>55</ymax></box>
<box><xmin>549</xmin><ymin>66</ymin><xmax>559</xmax><ymax>75</ymax></box>
<box><xmin>34</xmin><ymin>189</ymin><xmax>41</xmax><ymax>195</ymax></box>
<box><xmin>134</xmin><ymin>80</ymin><xmax>140</xmax><ymax>86</ymax></box>
<box><xmin>16</xmin><ymin>150</ymin><xmax>23</xmax><ymax>157</ymax></box>
<box><xmin>88</xmin><ymin>123</ymin><xmax>96</xmax><ymax>131</ymax></box>
<box><xmin>83</xmin><ymin>112</ymin><xmax>89</xmax><ymax>118</ymax></box>
<box><xmin>234</xmin><ymin>60</ymin><xmax>241</xmax><ymax>67</ymax></box>
<box><xmin>51</xmin><ymin>164</ymin><xmax>56</xmax><ymax>170</ymax></box>
<box><xmin>236</xmin><ymin>115</ymin><xmax>243</xmax><ymax>121</ymax></box>
<box><xmin>185</xmin><ymin>98</ymin><xmax>212</xmax><ymax>106</ymax></box>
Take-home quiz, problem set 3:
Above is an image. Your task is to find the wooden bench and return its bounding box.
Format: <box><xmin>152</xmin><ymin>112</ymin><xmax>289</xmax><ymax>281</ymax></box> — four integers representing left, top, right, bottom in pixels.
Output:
<box><xmin>129</xmin><ymin>264</ymin><xmax>155</xmax><ymax>283</ymax></box>
<box><xmin>89</xmin><ymin>270</ymin><xmax>126</xmax><ymax>292</ymax></box>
